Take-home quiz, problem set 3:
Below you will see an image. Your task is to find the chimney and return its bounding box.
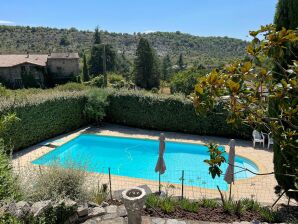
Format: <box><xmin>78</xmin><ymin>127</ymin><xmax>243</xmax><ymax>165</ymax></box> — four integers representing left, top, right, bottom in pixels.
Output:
<box><xmin>48</xmin><ymin>50</ymin><xmax>51</xmax><ymax>56</ymax></box>
<box><xmin>67</xmin><ymin>52</ymin><xmax>70</xmax><ymax>57</ymax></box>
<box><xmin>26</xmin><ymin>51</ymin><xmax>29</xmax><ymax>58</ymax></box>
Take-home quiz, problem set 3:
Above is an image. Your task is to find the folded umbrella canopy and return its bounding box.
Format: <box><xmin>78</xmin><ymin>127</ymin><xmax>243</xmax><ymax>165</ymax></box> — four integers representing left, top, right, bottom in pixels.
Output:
<box><xmin>224</xmin><ymin>139</ymin><xmax>236</xmax><ymax>199</ymax></box>
<box><xmin>155</xmin><ymin>133</ymin><xmax>166</xmax><ymax>193</ymax></box>
<box><xmin>155</xmin><ymin>133</ymin><xmax>166</xmax><ymax>174</ymax></box>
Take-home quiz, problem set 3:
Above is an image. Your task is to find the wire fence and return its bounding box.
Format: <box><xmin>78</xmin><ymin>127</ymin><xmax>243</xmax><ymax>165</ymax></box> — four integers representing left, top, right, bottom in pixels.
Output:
<box><xmin>13</xmin><ymin>162</ymin><xmax>293</xmax><ymax>206</ymax></box>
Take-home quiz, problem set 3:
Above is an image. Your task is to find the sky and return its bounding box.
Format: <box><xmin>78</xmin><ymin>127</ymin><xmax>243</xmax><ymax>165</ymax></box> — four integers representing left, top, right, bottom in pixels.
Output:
<box><xmin>0</xmin><ymin>0</ymin><xmax>277</xmax><ymax>40</ymax></box>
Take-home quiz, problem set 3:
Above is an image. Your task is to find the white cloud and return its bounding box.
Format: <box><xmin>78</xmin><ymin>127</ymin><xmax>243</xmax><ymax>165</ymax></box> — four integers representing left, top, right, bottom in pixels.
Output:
<box><xmin>0</xmin><ymin>20</ymin><xmax>14</xmax><ymax>25</ymax></box>
<box><xmin>143</xmin><ymin>30</ymin><xmax>156</xmax><ymax>34</ymax></box>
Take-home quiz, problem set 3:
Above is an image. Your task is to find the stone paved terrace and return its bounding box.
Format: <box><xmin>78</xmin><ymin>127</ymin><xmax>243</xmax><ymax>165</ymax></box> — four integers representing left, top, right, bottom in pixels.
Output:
<box><xmin>12</xmin><ymin>123</ymin><xmax>291</xmax><ymax>206</ymax></box>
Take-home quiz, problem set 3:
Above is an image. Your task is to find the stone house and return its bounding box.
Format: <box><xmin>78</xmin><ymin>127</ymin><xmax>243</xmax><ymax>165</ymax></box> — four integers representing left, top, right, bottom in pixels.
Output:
<box><xmin>0</xmin><ymin>53</ymin><xmax>80</xmax><ymax>88</ymax></box>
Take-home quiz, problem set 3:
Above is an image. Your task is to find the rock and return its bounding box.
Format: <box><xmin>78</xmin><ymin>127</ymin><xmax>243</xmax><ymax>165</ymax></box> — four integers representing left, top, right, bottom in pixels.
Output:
<box><xmin>102</xmin><ymin>212</ymin><xmax>119</xmax><ymax>220</ymax></box>
<box><xmin>77</xmin><ymin>205</ymin><xmax>89</xmax><ymax>217</ymax></box>
<box><xmin>117</xmin><ymin>205</ymin><xmax>127</xmax><ymax>217</ymax></box>
<box><xmin>30</xmin><ymin>200</ymin><xmax>52</xmax><ymax>217</ymax></box>
<box><xmin>166</xmin><ymin>219</ymin><xmax>186</xmax><ymax>224</ymax></box>
<box><xmin>67</xmin><ymin>213</ymin><xmax>79</xmax><ymax>224</ymax></box>
<box><xmin>88</xmin><ymin>207</ymin><xmax>106</xmax><ymax>218</ymax></box>
<box><xmin>14</xmin><ymin>201</ymin><xmax>30</xmax><ymax>218</ymax></box>
<box><xmin>152</xmin><ymin>217</ymin><xmax>166</xmax><ymax>224</ymax></box>
<box><xmin>138</xmin><ymin>185</ymin><xmax>152</xmax><ymax>195</ymax></box>
<box><xmin>106</xmin><ymin>205</ymin><xmax>117</xmax><ymax>214</ymax></box>
<box><xmin>99</xmin><ymin>217</ymin><xmax>125</xmax><ymax>224</ymax></box>
<box><xmin>100</xmin><ymin>202</ymin><xmax>109</xmax><ymax>207</ymax></box>
<box><xmin>63</xmin><ymin>199</ymin><xmax>78</xmax><ymax>208</ymax></box>
<box><xmin>88</xmin><ymin>201</ymin><xmax>100</xmax><ymax>208</ymax></box>
<box><xmin>113</xmin><ymin>190</ymin><xmax>124</xmax><ymax>200</ymax></box>
<box><xmin>142</xmin><ymin>216</ymin><xmax>152</xmax><ymax>224</ymax></box>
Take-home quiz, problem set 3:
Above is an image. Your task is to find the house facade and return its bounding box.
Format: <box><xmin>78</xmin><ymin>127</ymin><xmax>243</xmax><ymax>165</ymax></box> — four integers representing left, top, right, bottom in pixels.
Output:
<box><xmin>0</xmin><ymin>53</ymin><xmax>80</xmax><ymax>88</ymax></box>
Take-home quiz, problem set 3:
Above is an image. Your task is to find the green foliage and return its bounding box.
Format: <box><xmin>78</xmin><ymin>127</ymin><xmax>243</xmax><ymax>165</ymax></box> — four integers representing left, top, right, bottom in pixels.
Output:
<box><xmin>177</xmin><ymin>53</ymin><xmax>185</xmax><ymax>71</ymax></box>
<box><xmin>170</xmin><ymin>67</ymin><xmax>207</xmax><ymax>95</ymax></box>
<box><xmin>274</xmin><ymin>0</ymin><xmax>298</xmax><ymax>30</ymax></box>
<box><xmin>178</xmin><ymin>199</ymin><xmax>199</xmax><ymax>212</ymax></box>
<box><xmin>89</xmin><ymin>44</ymin><xmax>116</xmax><ymax>76</ymax></box>
<box><xmin>93</xmin><ymin>26</ymin><xmax>101</xmax><ymax>44</ymax></box>
<box><xmin>0</xmin><ymin>90</ymin><xmax>87</xmax><ymax>150</ymax></box>
<box><xmin>82</xmin><ymin>54</ymin><xmax>89</xmax><ymax>82</ymax></box>
<box><xmin>86</xmin><ymin>76</ymin><xmax>105</xmax><ymax>88</ymax></box>
<box><xmin>146</xmin><ymin>194</ymin><xmax>175</xmax><ymax>213</ymax></box>
<box><xmin>84</xmin><ymin>88</ymin><xmax>109</xmax><ymax>124</ymax></box>
<box><xmin>204</xmin><ymin>143</ymin><xmax>226</xmax><ymax>179</ymax></box>
<box><xmin>106</xmin><ymin>89</ymin><xmax>251</xmax><ymax>139</ymax></box>
<box><xmin>27</xmin><ymin>163</ymin><xmax>87</xmax><ymax>202</ymax></box>
<box><xmin>134</xmin><ymin>38</ymin><xmax>160</xmax><ymax>90</ymax></box>
<box><xmin>162</xmin><ymin>55</ymin><xmax>173</xmax><ymax>81</ymax></box>
<box><xmin>199</xmin><ymin>198</ymin><xmax>218</xmax><ymax>209</ymax></box>
<box><xmin>89</xmin><ymin>183</ymin><xmax>108</xmax><ymax>205</ymax></box>
<box><xmin>108</xmin><ymin>73</ymin><xmax>126</xmax><ymax>89</ymax></box>
<box><xmin>59</xmin><ymin>35</ymin><xmax>70</xmax><ymax>46</ymax></box>
<box><xmin>0</xmin><ymin>213</ymin><xmax>21</xmax><ymax>224</ymax></box>
<box><xmin>0</xmin><ymin>140</ymin><xmax>21</xmax><ymax>201</ymax></box>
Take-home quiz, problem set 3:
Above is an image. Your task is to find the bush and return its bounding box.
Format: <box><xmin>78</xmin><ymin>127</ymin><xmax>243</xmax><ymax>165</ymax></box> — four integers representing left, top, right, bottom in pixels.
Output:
<box><xmin>0</xmin><ymin>140</ymin><xmax>21</xmax><ymax>201</ymax></box>
<box><xmin>27</xmin><ymin>163</ymin><xmax>87</xmax><ymax>202</ymax></box>
<box><xmin>86</xmin><ymin>76</ymin><xmax>104</xmax><ymax>88</ymax></box>
<box><xmin>0</xmin><ymin>90</ymin><xmax>87</xmax><ymax>151</ymax></box>
<box><xmin>170</xmin><ymin>67</ymin><xmax>208</xmax><ymax>95</ymax></box>
<box><xmin>106</xmin><ymin>89</ymin><xmax>251</xmax><ymax>139</ymax></box>
<box><xmin>84</xmin><ymin>89</ymin><xmax>109</xmax><ymax>124</ymax></box>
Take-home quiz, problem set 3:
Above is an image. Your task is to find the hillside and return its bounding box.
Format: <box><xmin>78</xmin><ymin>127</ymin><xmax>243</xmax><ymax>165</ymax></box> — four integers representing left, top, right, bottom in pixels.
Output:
<box><xmin>0</xmin><ymin>25</ymin><xmax>248</xmax><ymax>66</ymax></box>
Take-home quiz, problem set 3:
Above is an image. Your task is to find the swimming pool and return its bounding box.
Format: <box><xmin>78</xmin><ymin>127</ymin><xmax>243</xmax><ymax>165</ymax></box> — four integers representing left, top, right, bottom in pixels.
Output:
<box><xmin>33</xmin><ymin>134</ymin><xmax>259</xmax><ymax>190</ymax></box>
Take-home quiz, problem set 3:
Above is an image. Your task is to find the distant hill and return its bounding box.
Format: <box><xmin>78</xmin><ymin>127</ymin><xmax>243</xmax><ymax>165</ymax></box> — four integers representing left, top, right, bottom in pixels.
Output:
<box><xmin>0</xmin><ymin>25</ymin><xmax>248</xmax><ymax>66</ymax></box>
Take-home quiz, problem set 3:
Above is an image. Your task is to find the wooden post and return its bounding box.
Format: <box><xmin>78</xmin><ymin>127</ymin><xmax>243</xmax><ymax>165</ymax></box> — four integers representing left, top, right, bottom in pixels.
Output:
<box><xmin>108</xmin><ymin>167</ymin><xmax>112</xmax><ymax>200</ymax></box>
<box><xmin>181</xmin><ymin>170</ymin><xmax>184</xmax><ymax>199</ymax></box>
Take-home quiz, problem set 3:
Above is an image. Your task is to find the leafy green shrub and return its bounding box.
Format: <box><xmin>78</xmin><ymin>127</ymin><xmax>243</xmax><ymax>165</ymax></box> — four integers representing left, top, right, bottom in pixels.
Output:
<box><xmin>0</xmin><ymin>91</ymin><xmax>87</xmax><ymax>151</ymax></box>
<box><xmin>199</xmin><ymin>198</ymin><xmax>218</xmax><ymax>209</ymax></box>
<box><xmin>106</xmin><ymin>89</ymin><xmax>251</xmax><ymax>139</ymax></box>
<box><xmin>84</xmin><ymin>89</ymin><xmax>109</xmax><ymax>124</ymax></box>
<box><xmin>0</xmin><ymin>140</ymin><xmax>21</xmax><ymax>201</ymax></box>
<box><xmin>89</xmin><ymin>182</ymin><xmax>108</xmax><ymax>205</ymax></box>
<box><xmin>27</xmin><ymin>163</ymin><xmax>87</xmax><ymax>202</ymax></box>
<box><xmin>54</xmin><ymin>82</ymin><xmax>88</xmax><ymax>91</ymax></box>
<box><xmin>170</xmin><ymin>68</ymin><xmax>207</xmax><ymax>95</ymax></box>
<box><xmin>178</xmin><ymin>198</ymin><xmax>200</xmax><ymax>212</ymax></box>
<box><xmin>86</xmin><ymin>76</ymin><xmax>104</xmax><ymax>87</ymax></box>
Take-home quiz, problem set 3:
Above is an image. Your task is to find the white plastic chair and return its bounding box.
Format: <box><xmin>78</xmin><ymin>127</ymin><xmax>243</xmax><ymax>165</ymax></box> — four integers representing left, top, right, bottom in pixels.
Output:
<box><xmin>252</xmin><ymin>130</ymin><xmax>265</xmax><ymax>148</ymax></box>
<box><xmin>267</xmin><ymin>133</ymin><xmax>274</xmax><ymax>149</ymax></box>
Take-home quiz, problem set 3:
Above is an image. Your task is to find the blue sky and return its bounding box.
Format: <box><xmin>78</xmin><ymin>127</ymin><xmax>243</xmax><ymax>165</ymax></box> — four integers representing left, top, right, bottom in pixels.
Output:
<box><xmin>0</xmin><ymin>0</ymin><xmax>277</xmax><ymax>40</ymax></box>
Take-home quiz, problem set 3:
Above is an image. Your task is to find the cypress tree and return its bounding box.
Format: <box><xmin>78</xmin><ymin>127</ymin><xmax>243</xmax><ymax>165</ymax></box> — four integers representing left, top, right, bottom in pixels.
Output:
<box><xmin>134</xmin><ymin>38</ymin><xmax>160</xmax><ymax>90</ymax></box>
<box><xmin>274</xmin><ymin>0</ymin><xmax>298</xmax><ymax>30</ymax></box>
<box><xmin>82</xmin><ymin>54</ymin><xmax>89</xmax><ymax>82</ymax></box>
<box><xmin>178</xmin><ymin>53</ymin><xmax>185</xmax><ymax>71</ymax></box>
<box><xmin>94</xmin><ymin>26</ymin><xmax>101</xmax><ymax>44</ymax></box>
<box><xmin>162</xmin><ymin>55</ymin><xmax>172</xmax><ymax>81</ymax></box>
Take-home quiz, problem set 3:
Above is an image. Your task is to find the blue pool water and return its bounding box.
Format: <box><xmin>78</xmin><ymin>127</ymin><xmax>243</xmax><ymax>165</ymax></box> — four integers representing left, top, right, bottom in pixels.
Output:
<box><xmin>33</xmin><ymin>134</ymin><xmax>258</xmax><ymax>190</ymax></box>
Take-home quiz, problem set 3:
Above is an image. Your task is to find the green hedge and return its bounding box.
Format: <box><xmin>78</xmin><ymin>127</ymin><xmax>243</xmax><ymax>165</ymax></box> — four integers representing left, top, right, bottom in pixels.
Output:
<box><xmin>106</xmin><ymin>89</ymin><xmax>251</xmax><ymax>139</ymax></box>
<box><xmin>0</xmin><ymin>91</ymin><xmax>87</xmax><ymax>150</ymax></box>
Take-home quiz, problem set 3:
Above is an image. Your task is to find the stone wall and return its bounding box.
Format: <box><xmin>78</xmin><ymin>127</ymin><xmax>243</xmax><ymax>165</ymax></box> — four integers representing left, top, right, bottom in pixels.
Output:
<box><xmin>47</xmin><ymin>58</ymin><xmax>79</xmax><ymax>79</ymax></box>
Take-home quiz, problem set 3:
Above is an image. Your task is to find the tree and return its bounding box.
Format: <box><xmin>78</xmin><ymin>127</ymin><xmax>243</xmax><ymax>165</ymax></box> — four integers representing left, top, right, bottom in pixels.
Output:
<box><xmin>162</xmin><ymin>55</ymin><xmax>172</xmax><ymax>81</ymax></box>
<box><xmin>274</xmin><ymin>0</ymin><xmax>298</xmax><ymax>30</ymax></box>
<box><xmin>193</xmin><ymin>25</ymin><xmax>298</xmax><ymax>201</ymax></box>
<box><xmin>88</xmin><ymin>44</ymin><xmax>116</xmax><ymax>76</ymax></box>
<box><xmin>134</xmin><ymin>38</ymin><xmax>160</xmax><ymax>90</ymax></box>
<box><xmin>177</xmin><ymin>53</ymin><xmax>185</xmax><ymax>71</ymax></box>
<box><xmin>59</xmin><ymin>35</ymin><xmax>70</xmax><ymax>46</ymax></box>
<box><xmin>82</xmin><ymin>54</ymin><xmax>89</xmax><ymax>82</ymax></box>
<box><xmin>94</xmin><ymin>26</ymin><xmax>101</xmax><ymax>44</ymax></box>
<box><xmin>271</xmin><ymin>0</ymin><xmax>298</xmax><ymax>201</ymax></box>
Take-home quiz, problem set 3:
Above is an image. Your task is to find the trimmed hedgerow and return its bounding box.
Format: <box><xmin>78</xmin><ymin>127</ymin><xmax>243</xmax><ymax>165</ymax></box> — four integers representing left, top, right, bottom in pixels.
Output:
<box><xmin>106</xmin><ymin>89</ymin><xmax>251</xmax><ymax>139</ymax></box>
<box><xmin>0</xmin><ymin>91</ymin><xmax>87</xmax><ymax>151</ymax></box>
